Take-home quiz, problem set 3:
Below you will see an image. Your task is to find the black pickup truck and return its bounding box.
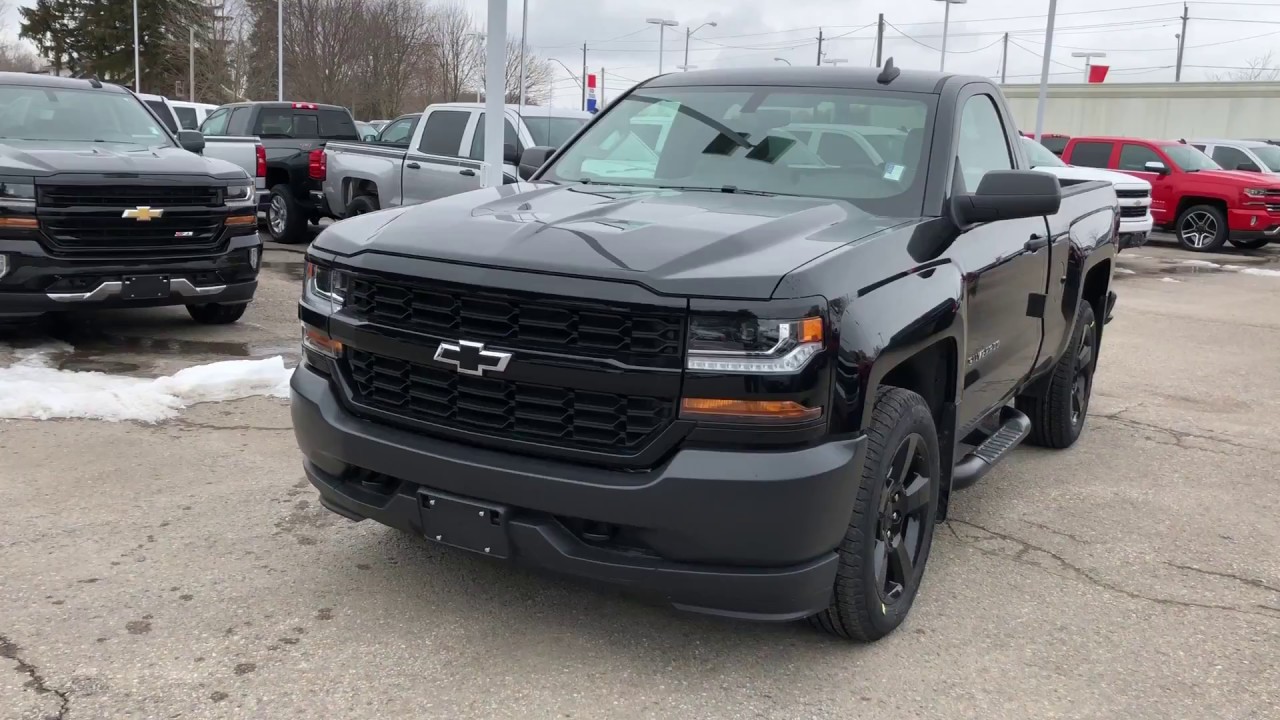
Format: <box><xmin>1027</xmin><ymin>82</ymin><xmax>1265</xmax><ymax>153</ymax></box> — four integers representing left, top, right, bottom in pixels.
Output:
<box><xmin>199</xmin><ymin>101</ymin><xmax>359</xmax><ymax>244</ymax></box>
<box><xmin>0</xmin><ymin>73</ymin><xmax>260</xmax><ymax>325</ymax></box>
<box><xmin>291</xmin><ymin>63</ymin><xmax>1120</xmax><ymax>641</ymax></box>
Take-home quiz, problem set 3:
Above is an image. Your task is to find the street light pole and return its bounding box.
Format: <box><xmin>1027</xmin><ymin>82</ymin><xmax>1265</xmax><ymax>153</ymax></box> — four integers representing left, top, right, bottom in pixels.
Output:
<box><xmin>133</xmin><ymin>0</ymin><xmax>140</xmax><ymax>92</ymax></box>
<box><xmin>1071</xmin><ymin>51</ymin><xmax>1106</xmax><ymax>82</ymax></box>
<box><xmin>277</xmin><ymin>0</ymin><xmax>283</xmax><ymax>101</ymax></box>
<box><xmin>1033</xmin><ymin>0</ymin><xmax>1059</xmax><ymax>142</ymax></box>
<box><xmin>683</xmin><ymin>22</ymin><xmax>717</xmax><ymax>71</ymax></box>
<box><xmin>518</xmin><ymin>0</ymin><xmax>528</xmax><ymax>108</ymax></box>
<box><xmin>189</xmin><ymin>26</ymin><xmax>195</xmax><ymax>101</ymax></box>
<box><xmin>822</xmin><ymin>58</ymin><xmax>848</xmax><ymax>67</ymax></box>
<box><xmin>646</xmin><ymin>18</ymin><xmax>679</xmax><ymax>74</ymax></box>
<box><xmin>934</xmin><ymin>0</ymin><xmax>967</xmax><ymax>72</ymax></box>
<box><xmin>774</xmin><ymin>57</ymin><xmax>791</xmax><ymax>66</ymax></box>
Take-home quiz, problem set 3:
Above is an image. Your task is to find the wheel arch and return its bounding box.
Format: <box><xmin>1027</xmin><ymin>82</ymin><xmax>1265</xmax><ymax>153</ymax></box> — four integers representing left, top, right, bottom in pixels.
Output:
<box><xmin>1175</xmin><ymin>195</ymin><xmax>1228</xmax><ymax>220</ymax></box>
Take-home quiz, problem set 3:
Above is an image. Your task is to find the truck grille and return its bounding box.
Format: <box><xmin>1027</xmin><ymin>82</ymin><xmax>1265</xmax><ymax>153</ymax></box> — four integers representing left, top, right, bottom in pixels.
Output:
<box><xmin>1114</xmin><ymin>188</ymin><xmax>1150</xmax><ymax>199</ymax></box>
<box><xmin>36</xmin><ymin>185</ymin><xmax>225</xmax><ymax>256</ymax></box>
<box><xmin>346</xmin><ymin>349</ymin><xmax>674</xmax><ymax>453</ymax></box>
<box><xmin>1119</xmin><ymin>206</ymin><xmax>1148</xmax><ymax>218</ymax></box>
<box><xmin>38</xmin><ymin>185</ymin><xmax>222</xmax><ymax>208</ymax></box>
<box><xmin>347</xmin><ymin>275</ymin><xmax>685</xmax><ymax>369</ymax></box>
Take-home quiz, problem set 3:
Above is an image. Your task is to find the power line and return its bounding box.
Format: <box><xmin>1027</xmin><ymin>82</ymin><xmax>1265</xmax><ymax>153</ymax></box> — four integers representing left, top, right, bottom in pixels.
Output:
<box><xmin>1008</xmin><ymin>38</ymin><xmax>1083</xmax><ymax>72</ymax></box>
<box><xmin>883</xmin><ymin>21</ymin><xmax>1004</xmax><ymax>54</ymax></box>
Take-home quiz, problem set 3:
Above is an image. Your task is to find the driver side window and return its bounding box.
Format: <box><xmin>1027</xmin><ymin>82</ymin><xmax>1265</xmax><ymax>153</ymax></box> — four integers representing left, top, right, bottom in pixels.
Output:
<box><xmin>956</xmin><ymin>95</ymin><xmax>1013</xmax><ymax>192</ymax></box>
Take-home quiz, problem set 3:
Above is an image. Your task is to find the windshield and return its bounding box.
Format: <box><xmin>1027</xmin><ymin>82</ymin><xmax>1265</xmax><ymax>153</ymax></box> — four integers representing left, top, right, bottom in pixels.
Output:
<box><xmin>1163</xmin><ymin>144</ymin><xmax>1221</xmax><ymax>171</ymax></box>
<box><xmin>524</xmin><ymin>116</ymin><xmax>587</xmax><ymax>147</ymax></box>
<box><xmin>543</xmin><ymin>85</ymin><xmax>934</xmax><ymax>216</ymax></box>
<box><xmin>0</xmin><ymin>86</ymin><xmax>173</xmax><ymax>145</ymax></box>
<box><xmin>1021</xmin><ymin>137</ymin><xmax>1066</xmax><ymax>168</ymax></box>
<box><xmin>1251</xmin><ymin>145</ymin><xmax>1280</xmax><ymax>172</ymax></box>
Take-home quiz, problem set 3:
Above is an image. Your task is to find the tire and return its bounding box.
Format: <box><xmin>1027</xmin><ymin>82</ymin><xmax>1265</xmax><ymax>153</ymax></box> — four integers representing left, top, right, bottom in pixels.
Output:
<box><xmin>266</xmin><ymin>184</ymin><xmax>308</xmax><ymax>244</ymax></box>
<box><xmin>809</xmin><ymin>387</ymin><xmax>941</xmax><ymax>642</ymax></box>
<box><xmin>1016</xmin><ymin>301</ymin><xmax>1098</xmax><ymax>449</ymax></box>
<box><xmin>1228</xmin><ymin>237</ymin><xmax>1270</xmax><ymax>250</ymax></box>
<box><xmin>187</xmin><ymin>302</ymin><xmax>248</xmax><ymax>325</ymax></box>
<box><xmin>1175</xmin><ymin>204</ymin><xmax>1228</xmax><ymax>252</ymax></box>
<box><xmin>345</xmin><ymin>194</ymin><xmax>379</xmax><ymax>217</ymax></box>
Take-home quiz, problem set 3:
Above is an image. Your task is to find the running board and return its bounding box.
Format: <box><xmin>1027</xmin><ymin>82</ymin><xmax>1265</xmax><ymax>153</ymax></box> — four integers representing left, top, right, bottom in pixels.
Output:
<box><xmin>951</xmin><ymin>406</ymin><xmax>1032</xmax><ymax>490</ymax></box>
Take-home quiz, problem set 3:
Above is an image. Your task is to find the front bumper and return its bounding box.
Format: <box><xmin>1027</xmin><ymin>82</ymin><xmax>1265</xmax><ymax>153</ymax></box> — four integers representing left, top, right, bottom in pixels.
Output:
<box><xmin>1227</xmin><ymin>208</ymin><xmax>1280</xmax><ymax>239</ymax></box>
<box><xmin>291</xmin><ymin>363</ymin><xmax>865</xmax><ymax>621</ymax></box>
<box><xmin>0</xmin><ymin>234</ymin><xmax>260</xmax><ymax>318</ymax></box>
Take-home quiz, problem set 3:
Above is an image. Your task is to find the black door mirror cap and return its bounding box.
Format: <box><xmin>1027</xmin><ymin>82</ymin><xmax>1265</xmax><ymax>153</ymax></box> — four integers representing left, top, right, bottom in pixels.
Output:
<box><xmin>518</xmin><ymin>145</ymin><xmax>556</xmax><ymax>181</ymax></box>
<box><xmin>951</xmin><ymin>170</ymin><xmax>1063</xmax><ymax>227</ymax></box>
<box><xmin>177</xmin><ymin>129</ymin><xmax>206</xmax><ymax>154</ymax></box>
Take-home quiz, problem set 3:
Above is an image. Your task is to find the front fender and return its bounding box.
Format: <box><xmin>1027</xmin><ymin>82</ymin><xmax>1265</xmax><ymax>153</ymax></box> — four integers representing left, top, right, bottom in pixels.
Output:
<box><xmin>829</xmin><ymin>261</ymin><xmax>966</xmax><ymax>436</ymax></box>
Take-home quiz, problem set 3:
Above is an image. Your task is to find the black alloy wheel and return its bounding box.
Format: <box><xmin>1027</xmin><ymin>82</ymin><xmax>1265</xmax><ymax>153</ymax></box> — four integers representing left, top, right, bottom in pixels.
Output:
<box><xmin>874</xmin><ymin>433</ymin><xmax>933</xmax><ymax>605</ymax></box>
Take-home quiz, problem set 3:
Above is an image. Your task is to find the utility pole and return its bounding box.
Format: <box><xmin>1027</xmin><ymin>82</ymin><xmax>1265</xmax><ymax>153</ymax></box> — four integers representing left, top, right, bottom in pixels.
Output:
<box><xmin>581</xmin><ymin>43</ymin><xmax>588</xmax><ymax>110</ymax></box>
<box><xmin>816</xmin><ymin>28</ymin><xmax>824</xmax><ymax>66</ymax></box>
<box><xmin>875</xmin><ymin>14</ymin><xmax>885</xmax><ymax>67</ymax></box>
<box><xmin>600</xmin><ymin>68</ymin><xmax>605</xmax><ymax>109</ymax></box>
<box><xmin>1033</xmin><ymin>0</ymin><xmax>1058</xmax><ymax>142</ymax></box>
<box><xmin>189</xmin><ymin>27</ymin><xmax>195</xmax><ymax>101</ymax></box>
<box><xmin>1000</xmin><ymin>32</ymin><xmax>1009</xmax><ymax>83</ymax></box>
<box><xmin>1175</xmin><ymin>3</ymin><xmax>1189</xmax><ymax>82</ymax></box>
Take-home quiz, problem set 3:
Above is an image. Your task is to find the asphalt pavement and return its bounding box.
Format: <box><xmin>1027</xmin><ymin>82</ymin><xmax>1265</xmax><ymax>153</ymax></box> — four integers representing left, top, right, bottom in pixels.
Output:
<box><xmin>1</xmin><ymin>233</ymin><xmax>1277</xmax><ymax>719</ymax></box>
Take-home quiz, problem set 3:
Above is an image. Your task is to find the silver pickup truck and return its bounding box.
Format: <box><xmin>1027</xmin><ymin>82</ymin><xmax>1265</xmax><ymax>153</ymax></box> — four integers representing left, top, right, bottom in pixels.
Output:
<box><xmin>139</xmin><ymin>94</ymin><xmax>266</xmax><ymax>207</ymax></box>
<box><xmin>321</xmin><ymin>103</ymin><xmax>590</xmax><ymax>218</ymax></box>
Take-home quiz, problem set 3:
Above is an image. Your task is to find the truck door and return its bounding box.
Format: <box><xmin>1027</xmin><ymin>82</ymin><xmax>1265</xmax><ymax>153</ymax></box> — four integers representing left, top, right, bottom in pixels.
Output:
<box><xmin>402</xmin><ymin>109</ymin><xmax>481</xmax><ymax>206</ymax></box>
<box><xmin>1116</xmin><ymin>143</ymin><xmax>1174</xmax><ymax>226</ymax></box>
<box><xmin>946</xmin><ymin>92</ymin><xmax>1053</xmax><ymax>431</ymax></box>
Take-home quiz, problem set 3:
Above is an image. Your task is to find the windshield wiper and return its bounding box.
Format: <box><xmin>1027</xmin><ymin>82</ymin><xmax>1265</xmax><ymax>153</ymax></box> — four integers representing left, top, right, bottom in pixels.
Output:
<box><xmin>659</xmin><ymin>185</ymin><xmax>777</xmax><ymax>197</ymax></box>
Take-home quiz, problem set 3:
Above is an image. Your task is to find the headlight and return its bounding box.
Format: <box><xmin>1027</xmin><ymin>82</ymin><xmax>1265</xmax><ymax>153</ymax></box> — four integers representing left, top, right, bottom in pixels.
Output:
<box><xmin>0</xmin><ymin>181</ymin><xmax>35</xmax><ymax>206</ymax></box>
<box><xmin>225</xmin><ymin>182</ymin><xmax>254</xmax><ymax>203</ymax></box>
<box><xmin>304</xmin><ymin>259</ymin><xmax>347</xmax><ymax>309</ymax></box>
<box><xmin>686</xmin><ymin>315</ymin><xmax>824</xmax><ymax>373</ymax></box>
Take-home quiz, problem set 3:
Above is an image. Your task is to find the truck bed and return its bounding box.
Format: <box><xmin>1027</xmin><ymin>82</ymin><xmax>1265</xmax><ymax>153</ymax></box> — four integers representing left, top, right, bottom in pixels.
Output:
<box><xmin>322</xmin><ymin>142</ymin><xmax>410</xmax><ymax>218</ymax></box>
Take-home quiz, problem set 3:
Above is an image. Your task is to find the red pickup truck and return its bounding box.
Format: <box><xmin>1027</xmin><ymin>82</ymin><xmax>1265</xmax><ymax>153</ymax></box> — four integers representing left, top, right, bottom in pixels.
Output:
<box><xmin>1061</xmin><ymin>136</ymin><xmax>1280</xmax><ymax>251</ymax></box>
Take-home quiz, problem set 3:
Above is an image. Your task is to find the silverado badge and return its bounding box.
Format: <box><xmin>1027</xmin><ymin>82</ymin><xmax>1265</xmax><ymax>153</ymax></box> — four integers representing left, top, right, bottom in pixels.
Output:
<box><xmin>122</xmin><ymin>206</ymin><xmax>164</xmax><ymax>221</ymax></box>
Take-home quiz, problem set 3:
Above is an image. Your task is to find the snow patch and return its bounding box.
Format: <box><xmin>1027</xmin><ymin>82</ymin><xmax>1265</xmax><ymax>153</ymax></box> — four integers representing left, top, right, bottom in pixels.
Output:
<box><xmin>1238</xmin><ymin>267</ymin><xmax>1280</xmax><ymax>277</ymax></box>
<box><xmin>1160</xmin><ymin>277</ymin><xmax>1182</xmax><ymax>283</ymax></box>
<box><xmin>1178</xmin><ymin>260</ymin><xmax>1220</xmax><ymax>268</ymax></box>
<box><xmin>1114</xmin><ymin>267</ymin><xmax>1137</xmax><ymax>275</ymax></box>
<box><xmin>0</xmin><ymin>354</ymin><xmax>293</xmax><ymax>422</ymax></box>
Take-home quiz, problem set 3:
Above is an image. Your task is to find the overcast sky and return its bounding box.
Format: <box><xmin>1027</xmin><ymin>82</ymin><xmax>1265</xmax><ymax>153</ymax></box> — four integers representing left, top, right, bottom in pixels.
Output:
<box><xmin>459</xmin><ymin>0</ymin><xmax>1280</xmax><ymax>107</ymax></box>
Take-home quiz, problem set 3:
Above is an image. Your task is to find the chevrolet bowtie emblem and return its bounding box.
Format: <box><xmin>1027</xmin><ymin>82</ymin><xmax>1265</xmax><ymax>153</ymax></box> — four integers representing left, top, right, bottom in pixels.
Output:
<box><xmin>122</xmin><ymin>206</ymin><xmax>164</xmax><ymax>221</ymax></box>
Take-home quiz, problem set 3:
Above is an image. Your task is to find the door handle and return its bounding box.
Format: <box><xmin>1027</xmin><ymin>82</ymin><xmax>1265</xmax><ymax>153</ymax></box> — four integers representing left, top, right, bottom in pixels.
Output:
<box><xmin>1025</xmin><ymin>235</ymin><xmax>1050</xmax><ymax>252</ymax></box>
<box><xmin>459</xmin><ymin>168</ymin><xmax>477</xmax><ymax>177</ymax></box>
<box><xmin>406</xmin><ymin>162</ymin><xmax>421</xmax><ymax>169</ymax></box>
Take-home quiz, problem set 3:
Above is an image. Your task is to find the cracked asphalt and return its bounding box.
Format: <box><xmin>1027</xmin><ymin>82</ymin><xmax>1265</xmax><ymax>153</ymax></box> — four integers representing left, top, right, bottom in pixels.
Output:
<box><xmin>1</xmin><ymin>236</ymin><xmax>1278</xmax><ymax>719</ymax></box>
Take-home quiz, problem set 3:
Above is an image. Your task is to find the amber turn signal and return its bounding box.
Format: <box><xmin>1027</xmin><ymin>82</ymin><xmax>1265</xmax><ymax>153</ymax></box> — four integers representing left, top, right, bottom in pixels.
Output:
<box><xmin>680</xmin><ymin>398</ymin><xmax>822</xmax><ymax>423</ymax></box>
<box><xmin>301</xmin><ymin>323</ymin><xmax>343</xmax><ymax>357</ymax></box>
<box><xmin>798</xmin><ymin>316</ymin><xmax>823</xmax><ymax>343</ymax></box>
<box><xmin>225</xmin><ymin>214</ymin><xmax>256</xmax><ymax>226</ymax></box>
<box><xmin>0</xmin><ymin>217</ymin><xmax>38</xmax><ymax>229</ymax></box>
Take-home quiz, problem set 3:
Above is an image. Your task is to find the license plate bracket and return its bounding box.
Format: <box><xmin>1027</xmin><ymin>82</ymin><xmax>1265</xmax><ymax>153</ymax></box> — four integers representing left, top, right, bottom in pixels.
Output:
<box><xmin>121</xmin><ymin>275</ymin><xmax>171</xmax><ymax>300</ymax></box>
<box><xmin>419</xmin><ymin>490</ymin><xmax>511</xmax><ymax>559</ymax></box>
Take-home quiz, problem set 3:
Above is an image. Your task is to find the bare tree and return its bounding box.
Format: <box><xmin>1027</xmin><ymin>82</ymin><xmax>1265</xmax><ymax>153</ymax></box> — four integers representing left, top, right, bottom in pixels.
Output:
<box><xmin>428</xmin><ymin>2</ymin><xmax>482</xmax><ymax>103</ymax></box>
<box><xmin>503</xmin><ymin>37</ymin><xmax>552</xmax><ymax>104</ymax></box>
<box><xmin>1211</xmin><ymin>52</ymin><xmax>1280</xmax><ymax>82</ymax></box>
<box><xmin>0</xmin><ymin>1</ymin><xmax>43</xmax><ymax>73</ymax></box>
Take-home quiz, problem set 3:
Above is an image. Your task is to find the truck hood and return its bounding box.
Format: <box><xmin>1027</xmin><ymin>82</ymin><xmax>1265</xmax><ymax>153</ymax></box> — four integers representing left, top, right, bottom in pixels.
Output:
<box><xmin>1034</xmin><ymin>164</ymin><xmax>1151</xmax><ymax>190</ymax></box>
<box><xmin>0</xmin><ymin>139</ymin><xmax>246</xmax><ymax>179</ymax></box>
<box><xmin>1185</xmin><ymin>169</ymin><xmax>1280</xmax><ymax>187</ymax></box>
<box><xmin>315</xmin><ymin>182</ymin><xmax>908</xmax><ymax>298</ymax></box>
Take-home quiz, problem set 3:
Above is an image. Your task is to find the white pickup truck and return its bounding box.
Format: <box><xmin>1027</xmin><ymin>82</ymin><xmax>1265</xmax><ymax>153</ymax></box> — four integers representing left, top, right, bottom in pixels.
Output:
<box><xmin>1021</xmin><ymin>136</ymin><xmax>1153</xmax><ymax>248</ymax></box>
<box><xmin>321</xmin><ymin>102</ymin><xmax>590</xmax><ymax>218</ymax></box>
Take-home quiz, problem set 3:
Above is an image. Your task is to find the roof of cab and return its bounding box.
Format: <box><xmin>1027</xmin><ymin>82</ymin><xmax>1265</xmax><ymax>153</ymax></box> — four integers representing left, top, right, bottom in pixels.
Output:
<box><xmin>641</xmin><ymin>66</ymin><xmax>970</xmax><ymax>94</ymax></box>
<box><xmin>0</xmin><ymin>71</ymin><xmax>129</xmax><ymax>93</ymax></box>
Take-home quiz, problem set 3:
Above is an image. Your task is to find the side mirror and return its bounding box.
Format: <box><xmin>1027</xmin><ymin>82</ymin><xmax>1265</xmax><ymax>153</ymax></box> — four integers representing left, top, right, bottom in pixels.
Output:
<box><xmin>1143</xmin><ymin>160</ymin><xmax>1168</xmax><ymax>175</ymax></box>
<box><xmin>951</xmin><ymin>170</ymin><xmax>1062</xmax><ymax>227</ymax></box>
<box><xmin>177</xmin><ymin>130</ymin><xmax>205</xmax><ymax>154</ymax></box>
<box><xmin>503</xmin><ymin>143</ymin><xmax>521</xmax><ymax>166</ymax></box>
<box><xmin>518</xmin><ymin>145</ymin><xmax>555</xmax><ymax>180</ymax></box>
<box><xmin>1237</xmin><ymin>162</ymin><xmax>1261</xmax><ymax>173</ymax></box>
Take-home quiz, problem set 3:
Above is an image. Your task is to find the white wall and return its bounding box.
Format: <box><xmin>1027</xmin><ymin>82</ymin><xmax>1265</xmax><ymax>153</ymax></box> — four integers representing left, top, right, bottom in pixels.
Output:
<box><xmin>1000</xmin><ymin>82</ymin><xmax>1280</xmax><ymax>140</ymax></box>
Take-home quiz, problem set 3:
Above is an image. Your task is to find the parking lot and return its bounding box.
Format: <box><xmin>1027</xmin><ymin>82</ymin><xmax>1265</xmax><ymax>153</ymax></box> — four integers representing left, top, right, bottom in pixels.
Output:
<box><xmin>2</xmin><ymin>233</ymin><xmax>1278</xmax><ymax>719</ymax></box>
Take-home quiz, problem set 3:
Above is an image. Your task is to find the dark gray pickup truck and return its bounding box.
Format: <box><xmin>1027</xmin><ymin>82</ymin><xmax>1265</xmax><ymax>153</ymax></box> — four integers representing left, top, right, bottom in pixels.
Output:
<box><xmin>291</xmin><ymin>62</ymin><xmax>1119</xmax><ymax>641</ymax></box>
